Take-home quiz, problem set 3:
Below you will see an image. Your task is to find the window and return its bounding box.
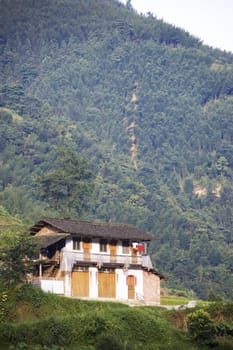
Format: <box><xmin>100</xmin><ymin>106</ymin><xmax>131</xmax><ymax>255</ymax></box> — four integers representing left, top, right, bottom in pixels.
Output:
<box><xmin>73</xmin><ymin>265</ymin><xmax>88</xmax><ymax>271</ymax></box>
<box><xmin>122</xmin><ymin>240</ymin><xmax>130</xmax><ymax>254</ymax></box>
<box><xmin>73</xmin><ymin>237</ymin><xmax>81</xmax><ymax>250</ymax></box>
<box><xmin>99</xmin><ymin>267</ymin><xmax>114</xmax><ymax>273</ymax></box>
<box><xmin>99</xmin><ymin>239</ymin><xmax>108</xmax><ymax>252</ymax></box>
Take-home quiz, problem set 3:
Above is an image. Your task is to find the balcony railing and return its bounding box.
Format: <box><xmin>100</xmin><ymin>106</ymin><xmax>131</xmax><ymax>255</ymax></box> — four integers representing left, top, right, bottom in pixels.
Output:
<box><xmin>59</xmin><ymin>250</ymin><xmax>153</xmax><ymax>272</ymax></box>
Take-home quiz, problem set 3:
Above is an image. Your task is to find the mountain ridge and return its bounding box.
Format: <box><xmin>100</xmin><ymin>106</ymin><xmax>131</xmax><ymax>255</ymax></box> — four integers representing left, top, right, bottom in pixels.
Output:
<box><xmin>0</xmin><ymin>0</ymin><xmax>232</xmax><ymax>300</ymax></box>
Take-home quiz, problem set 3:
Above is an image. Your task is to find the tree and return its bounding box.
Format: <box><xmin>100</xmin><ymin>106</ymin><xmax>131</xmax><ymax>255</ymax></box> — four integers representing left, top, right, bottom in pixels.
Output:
<box><xmin>126</xmin><ymin>0</ymin><xmax>133</xmax><ymax>11</ymax></box>
<box><xmin>216</xmin><ymin>156</ymin><xmax>229</xmax><ymax>176</ymax></box>
<box><xmin>0</xmin><ymin>233</ymin><xmax>36</xmax><ymax>288</ymax></box>
<box><xmin>38</xmin><ymin>149</ymin><xmax>94</xmax><ymax>217</ymax></box>
<box><xmin>183</xmin><ymin>177</ymin><xmax>194</xmax><ymax>195</ymax></box>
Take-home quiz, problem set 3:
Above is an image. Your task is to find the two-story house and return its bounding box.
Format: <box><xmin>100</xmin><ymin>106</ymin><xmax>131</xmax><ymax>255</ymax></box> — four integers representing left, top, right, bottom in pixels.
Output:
<box><xmin>30</xmin><ymin>218</ymin><xmax>163</xmax><ymax>305</ymax></box>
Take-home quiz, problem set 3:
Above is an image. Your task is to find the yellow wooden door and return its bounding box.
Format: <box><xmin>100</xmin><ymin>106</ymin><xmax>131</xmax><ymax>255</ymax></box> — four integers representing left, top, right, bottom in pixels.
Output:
<box><xmin>110</xmin><ymin>240</ymin><xmax>117</xmax><ymax>263</ymax></box>
<box><xmin>98</xmin><ymin>271</ymin><xmax>116</xmax><ymax>298</ymax></box>
<box><xmin>71</xmin><ymin>271</ymin><xmax>89</xmax><ymax>297</ymax></box>
<box><xmin>128</xmin><ymin>275</ymin><xmax>135</xmax><ymax>299</ymax></box>
<box><xmin>83</xmin><ymin>239</ymin><xmax>91</xmax><ymax>261</ymax></box>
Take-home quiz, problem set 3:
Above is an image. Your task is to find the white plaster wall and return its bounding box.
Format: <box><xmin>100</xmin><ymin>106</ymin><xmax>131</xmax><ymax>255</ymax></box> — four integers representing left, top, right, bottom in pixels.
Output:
<box><xmin>64</xmin><ymin>271</ymin><xmax>71</xmax><ymax>296</ymax></box>
<box><xmin>116</xmin><ymin>269</ymin><xmax>128</xmax><ymax>299</ymax></box>
<box><xmin>64</xmin><ymin>237</ymin><xmax>73</xmax><ymax>251</ymax></box>
<box><xmin>91</xmin><ymin>238</ymin><xmax>99</xmax><ymax>253</ymax></box>
<box><xmin>64</xmin><ymin>237</ymin><xmax>130</xmax><ymax>256</ymax></box>
<box><xmin>131</xmin><ymin>269</ymin><xmax>144</xmax><ymax>297</ymax></box>
<box><xmin>116</xmin><ymin>268</ymin><xmax>143</xmax><ymax>300</ymax></box>
<box><xmin>89</xmin><ymin>267</ymin><xmax>98</xmax><ymax>298</ymax></box>
<box><xmin>41</xmin><ymin>279</ymin><xmax>64</xmax><ymax>294</ymax></box>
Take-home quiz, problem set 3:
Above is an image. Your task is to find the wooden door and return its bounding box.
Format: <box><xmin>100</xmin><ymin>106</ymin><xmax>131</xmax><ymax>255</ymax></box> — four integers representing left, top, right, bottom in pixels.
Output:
<box><xmin>83</xmin><ymin>239</ymin><xmax>91</xmax><ymax>261</ymax></box>
<box><xmin>71</xmin><ymin>271</ymin><xmax>89</xmax><ymax>297</ymax></box>
<box><xmin>128</xmin><ymin>275</ymin><xmax>135</xmax><ymax>299</ymax></box>
<box><xmin>110</xmin><ymin>240</ymin><xmax>117</xmax><ymax>263</ymax></box>
<box><xmin>98</xmin><ymin>271</ymin><xmax>116</xmax><ymax>298</ymax></box>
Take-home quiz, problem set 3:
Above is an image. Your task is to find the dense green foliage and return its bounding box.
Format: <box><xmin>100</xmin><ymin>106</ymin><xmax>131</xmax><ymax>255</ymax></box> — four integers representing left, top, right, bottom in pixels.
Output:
<box><xmin>187</xmin><ymin>309</ymin><xmax>216</xmax><ymax>345</ymax></box>
<box><xmin>0</xmin><ymin>285</ymin><xmax>232</xmax><ymax>349</ymax></box>
<box><xmin>0</xmin><ymin>233</ymin><xmax>35</xmax><ymax>288</ymax></box>
<box><xmin>38</xmin><ymin>148</ymin><xmax>94</xmax><ymax>217</ymax></box>
<box><xmin>0</xmin><ymin>207</ymin><xmax>26</xmax><ymax>248</ymax></box>
<box><xmin>0</xmin><ymin>0</ymin><xmax>232</xmax><ymax>299</ymax></box>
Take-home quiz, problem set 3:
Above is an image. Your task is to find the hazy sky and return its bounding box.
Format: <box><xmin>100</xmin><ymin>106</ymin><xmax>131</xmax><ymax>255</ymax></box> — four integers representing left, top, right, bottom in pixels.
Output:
<box><xmin>120</xmin><ymin>0</ymin><xmax>233</xmax><ymax>53</ymax></box>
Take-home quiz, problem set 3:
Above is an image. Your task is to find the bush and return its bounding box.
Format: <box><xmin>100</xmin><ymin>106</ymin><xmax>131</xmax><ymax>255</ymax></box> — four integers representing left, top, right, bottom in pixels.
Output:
<box><xmin>207</xmin><ymin>302</ymin><xmax>233</xmax><ymax>322</ymax></box>
<box><xmin>8</xmin><ymin>344</ymin><xmax>65</xmax><ymax>350</ymax></box>
<box><xmin>96</xmin><ymin>333</ymin><xmax>122</xmax><ymax>350</ymax></box>
<box><xmin>187</xmin><ymin>309</ymin><xmax>216</xmax><ymax>346</ymax></box>
<box><xmin>96</xmin><ymin>333</ymin><xmax>133</xmax><ymax>350</ymax></box>
<box><xmin>0</xmin><ymin>290</ymin><xmax>8</xmax><ymax>323</ymax></box>
<box><xmin>16</xmin><ymin>284</ymin><xmax>45</xmax><ymax>308</ymax></box>
<box><xmin>80</xmin><ymin>313</ymin><xmax>108</xmax><ymax>337</ymax></box>
<box><xmin>216</xmin><ymin>321</ymin><xmax>233</xmax><ymax>337</ymax></box>
<box><xmin>0</xmin><ymin>313</ymin><xmax>110</xmax><ymax>347</ymax></box>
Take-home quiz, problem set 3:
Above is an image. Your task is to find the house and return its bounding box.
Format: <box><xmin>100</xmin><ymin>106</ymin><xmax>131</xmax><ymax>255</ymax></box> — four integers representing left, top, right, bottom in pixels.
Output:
<box><xmin>30</xmin><ymin>217</ymin><xmax>163</xmax><ymax>305</ymax></box>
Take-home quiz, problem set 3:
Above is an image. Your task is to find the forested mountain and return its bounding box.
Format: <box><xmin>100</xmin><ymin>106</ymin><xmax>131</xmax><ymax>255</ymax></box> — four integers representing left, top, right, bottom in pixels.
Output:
<box><xmin>0</xmin><ymin>0</ymin><xmax>232</xmax><ymax>300</ymax></box>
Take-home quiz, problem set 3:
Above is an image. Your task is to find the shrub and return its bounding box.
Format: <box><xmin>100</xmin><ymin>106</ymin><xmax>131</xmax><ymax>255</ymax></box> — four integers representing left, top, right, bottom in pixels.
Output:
<box><xmin>187</xmin><ymin>309</ymin><xmax>216</xmax><ymax>346</ymax></box>
<box><xmin>207</xmin><ymin>302</ymin><xmax>233</xmax><ymax>322</ymax></box>
<box><xmin>0</xmin><ymin>290</ymin><xmax>8</xmax><ymax>323</ymax></box>
<box><xmin>16</xmin><ymin>284</ymin><xmax>45</xmax><ymax>308</ymax></box>
<box><xmin>96</xmin><ymin>333</ymin><xmax>122</xmax><ymax>350</ymax></box>
<box><xmin>80</xmin><ymin>313</ymin><xmax>108</xmax><ymax>337</ymax></box>
<box><xmin>96</xmin><ymin>333</ymin><xmax>132</xmax><ymax>350</ymax></box>
<box><xmin>8</xmin><ymin>345</ymin><xmax>65</xmax><ymax>350</ymax></box>
<box><xmin>216</xmin><ymin>321</ymin><xmax>233</xmax><ymax>337</ymax></box>
<box><xmin>36</xmin><ymin>317</ymin><xmax>69</xmax><ymax>346</ymax></box>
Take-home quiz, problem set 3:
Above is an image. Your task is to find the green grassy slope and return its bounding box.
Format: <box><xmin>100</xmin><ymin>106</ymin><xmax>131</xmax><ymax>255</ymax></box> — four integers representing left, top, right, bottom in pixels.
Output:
<box><xmin>0</xmin><ymin>285</ymin><xmax>232</xmax><ymax>350</ymax></box>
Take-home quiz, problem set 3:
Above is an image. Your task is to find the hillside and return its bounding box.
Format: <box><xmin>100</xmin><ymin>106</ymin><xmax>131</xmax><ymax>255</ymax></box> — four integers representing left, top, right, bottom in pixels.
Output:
<box><xmin>0</xmin><ymin>285</ymin><xmax>233</xmax><ymax>349</ymax></box>
<box><xmin>0</xmin><ymin>0</ymin><xmax>232</xmax><ymax>300</ymax></box>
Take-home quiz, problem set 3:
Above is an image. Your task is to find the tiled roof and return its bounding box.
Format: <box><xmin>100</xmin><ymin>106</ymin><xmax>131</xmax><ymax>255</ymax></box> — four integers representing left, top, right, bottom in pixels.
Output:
<box><xmin>30</xmin><ymin>217</ymin><xmax>154</xmax><ymax>241</ymax></box>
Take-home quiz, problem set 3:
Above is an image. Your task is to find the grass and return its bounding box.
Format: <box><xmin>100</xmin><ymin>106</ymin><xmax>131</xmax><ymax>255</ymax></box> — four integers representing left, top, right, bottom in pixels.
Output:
<box><xmin>161</xmin><ymin>295</ymin><xmax>189</xmax><ymax>306</ymax></box>
<box><xmin>0</xmin><ymin>285</ymin><xmax>232</xmax><ymax>350</ymax></box>
<box><xmin>196</xmin><ymin>300</ymin><xmax>212</xmax><ymax>307</ymax></box>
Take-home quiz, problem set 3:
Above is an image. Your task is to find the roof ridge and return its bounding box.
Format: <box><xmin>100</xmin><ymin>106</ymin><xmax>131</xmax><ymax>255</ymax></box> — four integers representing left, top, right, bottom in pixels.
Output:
<box><xmin>41</xmin><ymin>217</ymin><xmax>140</xmax><ymax>228</ymax></box>
<box><xmin>31</xmin><ymin>217</ymin><xmax>155</xmax><ymax>241</ymax></box>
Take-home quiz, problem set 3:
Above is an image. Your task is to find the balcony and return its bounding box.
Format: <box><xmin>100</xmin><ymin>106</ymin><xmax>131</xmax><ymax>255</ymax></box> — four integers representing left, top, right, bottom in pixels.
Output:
<box><xmin>60</xmin><ymin>250</ymin><xmax>153</xmax><ymax>272</ymax></box>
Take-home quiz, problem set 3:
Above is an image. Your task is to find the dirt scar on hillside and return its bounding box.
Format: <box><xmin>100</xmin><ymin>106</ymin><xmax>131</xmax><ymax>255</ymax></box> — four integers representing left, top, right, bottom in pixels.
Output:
<box><xmin>125</xmin><ymin>82</ymin><xmax>139</xmax><ymax>169</ymax></box>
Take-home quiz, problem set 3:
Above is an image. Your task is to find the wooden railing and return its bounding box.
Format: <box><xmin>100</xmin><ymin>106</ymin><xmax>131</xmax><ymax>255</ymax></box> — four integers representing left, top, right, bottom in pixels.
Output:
<box><xmin>60</xmin><ymin>251</ymin><xmax>153</xmax><ymax>272</ymax></box>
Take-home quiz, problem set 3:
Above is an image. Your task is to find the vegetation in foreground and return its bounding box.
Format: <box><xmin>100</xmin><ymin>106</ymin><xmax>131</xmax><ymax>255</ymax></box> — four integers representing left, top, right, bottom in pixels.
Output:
<box><xmin>0</xmin><ymin>285</ymin><xmax>232</xmax><ymax>350</ymax></box>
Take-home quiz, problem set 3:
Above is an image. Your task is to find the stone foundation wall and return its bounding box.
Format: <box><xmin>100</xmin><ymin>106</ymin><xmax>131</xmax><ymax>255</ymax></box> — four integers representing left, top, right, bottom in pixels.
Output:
<box><xmin>143</xmin><ymin>271</ymin><xmax>160</xmax><ymax>305</ymax></box>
